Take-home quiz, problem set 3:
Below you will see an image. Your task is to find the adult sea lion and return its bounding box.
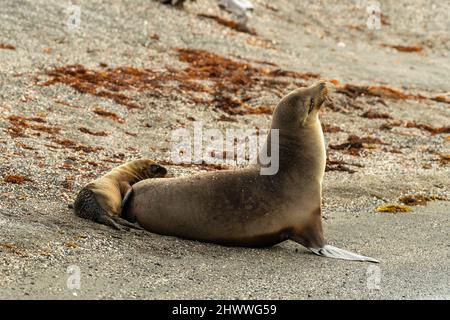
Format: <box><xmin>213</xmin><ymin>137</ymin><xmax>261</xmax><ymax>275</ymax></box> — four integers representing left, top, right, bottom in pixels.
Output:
<box><xmin>124</xmin><ymin>82</ymin><xmax>378</xmax><ymax>262</ymax></box>
<box><xmin>73</xmin><ymin>159</ymin><xmax>167</xmax><ymax>230</ymax></box>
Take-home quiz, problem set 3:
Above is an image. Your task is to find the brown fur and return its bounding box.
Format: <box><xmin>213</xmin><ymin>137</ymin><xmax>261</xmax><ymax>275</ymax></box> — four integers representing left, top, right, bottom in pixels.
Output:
<box><xmin>73</xmin><ymin>159</ymin><xmax>167</xmax><ymax>229</ymax></box>
<box><xmin>124</xmin><ymin>82</ymin><xmax>329</xmax><ymax>247</ymax></box>
<box><xmin>122</xmin><ymin>83</ymin><xmax>378</xmax><ymax>262</ymax></box>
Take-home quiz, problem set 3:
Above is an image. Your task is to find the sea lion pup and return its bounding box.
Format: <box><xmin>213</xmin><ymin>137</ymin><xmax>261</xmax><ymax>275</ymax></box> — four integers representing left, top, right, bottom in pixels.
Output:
<box><xmin>73</xmin><ymin>159</ymin><xmax>167</xmax><ymax>230</ymax></box>
<box><xmin>123</xmin><ymin>82</ymin><xmax>378</xmax><ymax>262</ymax></box>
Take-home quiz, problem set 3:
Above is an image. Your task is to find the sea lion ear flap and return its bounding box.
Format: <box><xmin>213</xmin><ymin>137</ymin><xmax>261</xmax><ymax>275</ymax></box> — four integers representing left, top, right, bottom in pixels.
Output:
<box><xmin>149</xmin><ymin>164</ymin><xmax>168</xmax><ymax>176</ymax></box>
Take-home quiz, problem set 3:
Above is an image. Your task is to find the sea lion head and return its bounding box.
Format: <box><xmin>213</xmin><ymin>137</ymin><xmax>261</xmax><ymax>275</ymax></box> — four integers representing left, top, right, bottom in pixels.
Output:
<box><xmin>272</xmin><ymin>81</ymin><xmax>329</xmax><ymax>129</ymax></box>
<box><xmin>125</xmin><ymin>159</ymin><xmax>168</xmax><ymax>180</ymax></box>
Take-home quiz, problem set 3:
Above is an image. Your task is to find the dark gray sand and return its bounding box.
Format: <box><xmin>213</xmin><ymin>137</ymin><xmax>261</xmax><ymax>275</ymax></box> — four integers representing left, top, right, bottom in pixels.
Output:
<box><xmin>0</xmin><ymin>0</ymin><xmax>448</xmax><ymax>299</ymax></box>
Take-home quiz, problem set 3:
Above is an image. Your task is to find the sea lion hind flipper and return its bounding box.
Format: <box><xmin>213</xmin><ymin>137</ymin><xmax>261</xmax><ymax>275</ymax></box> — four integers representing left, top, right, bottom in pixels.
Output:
<box><xmin>93</xmin><ymin>212</ymin><xmax>143</xmax><ymax>230</ymax></box>
<box><xmin>95</xmin><ymin>213</ymin><xmax>123</xmax><ymax>230</ymax></box>
<box><xmin>110</xmin><ymin>215</ymin><xmax>143</xmax><ymax>230</ymax></box>
<box><xmin>74</xmin><ymin>188</ymin><xmax>127</xmax><ymax>230</ymax></box>
<box><xmin>309</xmin><ymin>245</ymin><xmax>379</xmax><ymax>263</ymax></box>
<box><xmin>73</xmin><ymin>188</ymin><xmax>122</xmax><ymax>230</ymax></box>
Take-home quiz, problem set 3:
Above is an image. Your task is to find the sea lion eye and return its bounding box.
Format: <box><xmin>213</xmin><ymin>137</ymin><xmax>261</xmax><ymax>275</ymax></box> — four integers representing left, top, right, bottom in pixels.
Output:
<box><xmin>308</xmin><ymin>99</ymin><xmax>315</xmax><ymax>114</ymax></box>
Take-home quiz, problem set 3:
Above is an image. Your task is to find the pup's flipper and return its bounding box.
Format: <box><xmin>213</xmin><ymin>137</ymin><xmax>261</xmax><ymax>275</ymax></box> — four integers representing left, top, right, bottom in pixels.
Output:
<box><xmin>110</xmin><ymin>215</ymin><xmax>143</xmax><ymax>230</ymax></box>
<box><xmin>309</xmin><ymin>245</ymin><xmax>379</xmax><ymax>263</ymax></box>
<box><xmin>73</xmin><ymin>188</ymin><xmax>142</xmax><ymax>231</ymax></box>
<box><xmin>80</xmin><ymin>205</ymin><xmax>142</xmax><ymax>231</ymax></box>
<box><xmin>95</xmin><ymin>213</ymin><xmax>122</xmax><ymax>230</ymax></box>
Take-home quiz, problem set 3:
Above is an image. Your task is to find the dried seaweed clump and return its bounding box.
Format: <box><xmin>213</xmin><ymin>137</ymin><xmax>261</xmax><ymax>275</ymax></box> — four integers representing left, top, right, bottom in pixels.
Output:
<box><xmin>399</xmin><ymin>195</ymin><xmax>447</xmax><ymax>206</ymax></box>
<box><xmin>325</xmin><ymin>159</ymin><xmax>355</xmax><ymax>173</ymax></box>
<box><xmin>79</xmin><ymin>127</ymin><xmax>109</xmax><ymax>136</ymax></box>
<box><xmin>176</xmin><ymin>48</ymin><xmax>318</xmax><ymax>115</ymax></box>
<box><xmin>53</xmin><ymin>138</ymin><xmax>103</xmax><ymax>153</ymax></box>
<box><xmin>381</xmin><ymin>44</ymin><xmax>423</xmax><ymax>53</ymax></box>
<box><xmin>6</xmin><ymin>115</ymin><xmax>60</xmax><ymax>137</ymax></box>
<box><xmin>41</xmin><ymin>49</ymin><xmax>319</xmax><ymax>115</ymax></box>
<box><xmin>41</xmin><ymin>65</ymin><xmax>153</xmax><ymax>109</ymax></box>
<box><xmin>0</xmin><ymin>43</ymin><xmax>16</xmax><ymax>50</ymax></box>
<box><xmin>438</xmin><ymin>154</ymin><xmax>450</xmax><ymax>165</ymax></box>
<box><xmin>380</xmin><ymin>120</ymin><xmax>450</xmax><ymax>135</ymax></box>
<box><xmin>337</xmin><ymin>84</ymin><xmax>416</xmax><ymax>100</ymax></box>
<box><xmin>0</xmin><ymin>243</ymin><xmax>27</xmax><ymax>256</ymax></box>
<box><xmin>92</xmin><ymin>107</ymin><xmax>125</xmax><ymax>123</ymax></box>
<box><xmin>431</xmin><ymin>96</ymin><xmax>450</xmax><ymax>104</ymax></box>
<box><xmin>329</xmin><ymin>135</ymin><xmax>387</xmax><ymax>156</ymax></box>
<box><xmin>4</xmin><ymin>175</ymin><xmax>32</xmax><ymax>184</ymax></box>
<box><xmin>337</xmin><ymin>83</ymin><xmax>450</xmax><ymax>106</ymax></box>
<box><xmin>376</xmin><ymin>204</ymin><xmax>412</xmax><ymax>213</ymax></box>
<box><xmin>322</xmin><ymin>123</ymin><xmax>342</xmax><ymax>133</ymax></box>
<box><xmin>361</xmin><ymin>109</ymin><xmax>392</xmax><ymax>119</ymax></box>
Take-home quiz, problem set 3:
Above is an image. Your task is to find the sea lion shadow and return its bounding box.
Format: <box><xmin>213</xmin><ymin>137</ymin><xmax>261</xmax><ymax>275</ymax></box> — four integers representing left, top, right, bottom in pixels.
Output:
<box><xmin>155</xmin><ymin>234</ymin><xmax>314</xmax><ymax>259</ymax></box>
<box><xmin>269</xmin><ymin>241</ymin><xmax>314</xmax><ymax>256</ymax></box>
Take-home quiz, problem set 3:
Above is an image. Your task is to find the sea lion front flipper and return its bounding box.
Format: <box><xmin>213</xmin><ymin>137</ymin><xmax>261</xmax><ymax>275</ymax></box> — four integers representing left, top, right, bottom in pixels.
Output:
<box><xmin>309</xmin><ymin>245</ymin><xmax>379</xmax><ymax>263</ymax></box>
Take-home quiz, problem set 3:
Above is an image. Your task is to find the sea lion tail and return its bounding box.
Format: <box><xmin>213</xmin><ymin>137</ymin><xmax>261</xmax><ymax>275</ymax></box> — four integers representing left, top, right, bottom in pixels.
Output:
<box><xmin>309</xmin><ymin>245</ymin><xmax>379</xmax><ymax>263</ymax></box>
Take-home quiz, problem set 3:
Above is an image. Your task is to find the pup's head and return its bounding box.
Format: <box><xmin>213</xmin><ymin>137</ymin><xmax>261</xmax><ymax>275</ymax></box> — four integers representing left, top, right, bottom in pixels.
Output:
<box><xmin>125</xmin><ymin>159</ymin><xmax>168</xmax><ymax>180</ymax></box>
<box><xmin>273</xmin><ymin>81</ymin><xmax>329</xmax><ymax>128</ymax></box>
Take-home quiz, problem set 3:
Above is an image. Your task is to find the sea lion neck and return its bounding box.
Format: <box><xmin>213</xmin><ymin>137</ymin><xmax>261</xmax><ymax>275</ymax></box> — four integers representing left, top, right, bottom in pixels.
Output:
<box><xmin>287</xmin><ymin>127</ymin><xmax>324</xmax><ymax>175</ymax></box>
<box><xmin>261</xmin><ymin>118</ymin><xmax>325</xmax><ymax>174</ymax></box>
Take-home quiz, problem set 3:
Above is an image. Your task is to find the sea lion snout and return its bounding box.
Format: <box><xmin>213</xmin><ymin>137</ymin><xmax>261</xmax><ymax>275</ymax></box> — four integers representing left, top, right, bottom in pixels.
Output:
<box><xmin>148</xmin><ymin>164</ymin><xmax>167</xmax><ymax>177</ymax></box>
<box><xmin>301</xmin><ymin>82</ymin><xmax>329</xmax><ymax>121</ymax></box>
<box><xmin>311</xmin><ymin>81</ymin><xmax>329</xmax><ymax>108</ymax></box>
<box><xmin>315</xmin><ymin>81</ymin><xmax>327</xmax><ymax>91</ymax></box>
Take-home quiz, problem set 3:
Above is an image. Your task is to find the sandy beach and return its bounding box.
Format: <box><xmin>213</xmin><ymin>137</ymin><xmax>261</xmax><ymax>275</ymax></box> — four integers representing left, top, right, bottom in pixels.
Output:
<box><xmin>0</xmin><ymin>0</ymin><xmax>449</xmax><ymax>299</ymax></box>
